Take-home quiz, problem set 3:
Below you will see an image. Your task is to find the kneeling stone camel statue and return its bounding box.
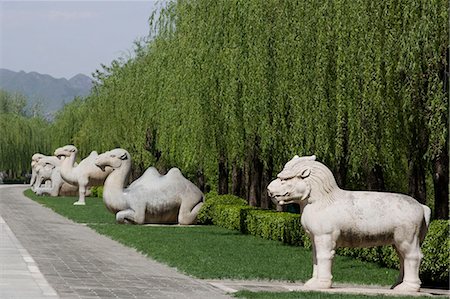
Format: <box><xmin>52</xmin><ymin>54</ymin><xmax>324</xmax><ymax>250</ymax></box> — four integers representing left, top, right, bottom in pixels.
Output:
<box><xmin>267</xmin><ymin>155</ymin><xmax>431</xmax><ymax>292</ymax></box>
<box><xmin>95</xmin><ymin>148</ymin><xmax>204</xmax><ymax>225</ymax></box>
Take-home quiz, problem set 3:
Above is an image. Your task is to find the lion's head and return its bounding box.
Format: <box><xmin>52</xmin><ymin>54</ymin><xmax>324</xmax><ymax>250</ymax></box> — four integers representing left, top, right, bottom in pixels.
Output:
<box><xmin>267</xmin><ymin>155</ymin><xmax>338</xmax><ymax>205</ymax></box>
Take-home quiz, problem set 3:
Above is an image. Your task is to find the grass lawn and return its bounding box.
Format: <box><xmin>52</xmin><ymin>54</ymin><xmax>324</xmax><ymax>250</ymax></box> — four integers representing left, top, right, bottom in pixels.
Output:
<box><xmin>26</xmin><ymin>189</ymin><xmax>425</xmax><ymax>298</ymax></box>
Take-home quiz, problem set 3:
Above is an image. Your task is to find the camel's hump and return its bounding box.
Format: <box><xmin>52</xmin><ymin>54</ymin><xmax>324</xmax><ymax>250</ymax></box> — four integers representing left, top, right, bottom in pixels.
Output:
<box><xmin>88</xmin><ymin>151</ymin><xmax>98</xmax><ymax>157</ymax></box>
<box><xmin>128</xmin><ymin>167</ymin><xmax>161</xmax><ymax>189</ymax></box>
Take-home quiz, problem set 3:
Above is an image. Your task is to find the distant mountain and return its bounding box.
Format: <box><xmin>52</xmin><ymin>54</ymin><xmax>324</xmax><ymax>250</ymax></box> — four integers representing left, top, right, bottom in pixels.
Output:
<box><xmin>0</xmin><ymin>68</ymin><xmax>93</xmax><ymax>116</ymax></box>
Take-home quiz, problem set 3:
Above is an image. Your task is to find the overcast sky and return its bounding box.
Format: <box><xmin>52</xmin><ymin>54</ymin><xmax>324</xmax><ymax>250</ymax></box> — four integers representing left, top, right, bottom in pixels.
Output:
<box><xmin>0</xmin><ymin>1</ymin><xmax>162</xmax><ymax>79</ymax></box>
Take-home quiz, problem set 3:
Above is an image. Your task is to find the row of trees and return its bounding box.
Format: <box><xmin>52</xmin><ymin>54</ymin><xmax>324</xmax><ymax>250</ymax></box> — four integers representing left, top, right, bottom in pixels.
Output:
<box><xmin>0</xmin><ymin>90</ymin><xmax>51</xmax><ymax>178</ymax></box>
<box><xmin>2</xmin><ymin>0</ymin><xmax>448</xmax><ymax>219</ymax></box>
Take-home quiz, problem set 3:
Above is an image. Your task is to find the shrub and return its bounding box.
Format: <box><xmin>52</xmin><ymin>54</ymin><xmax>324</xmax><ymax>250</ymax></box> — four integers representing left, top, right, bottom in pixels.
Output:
<box><xmin>199</xmin><ymin>192</ymin><xmax>449</xmax><ymax>287</ymax></box>
<box><xmin>90</xmin><ymin>186</ymin><xmax>103</xmax><ymax>198</ymax></box>
<box><xmin>213</xmin><ymin>205</ymin><xmax>256</xmax><ymax>231</ymax></box>
<box><xmin>245</xmin><ymin>210</ymin><xmax>303</xmax><ymax>246</ymax></box>
<box><xmin>197</xmin><ymin>192</ymin><xmax>247</xmax><ymax>224</ymax></box>
<box><xmin>420</xmin><ymin>220</ymin><xmax>449</xmax><ymax>287</ymax></box>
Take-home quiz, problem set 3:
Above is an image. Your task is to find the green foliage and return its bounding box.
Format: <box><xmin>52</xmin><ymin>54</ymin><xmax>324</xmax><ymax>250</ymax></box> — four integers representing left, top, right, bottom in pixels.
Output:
<box><xmin>46</xmin><ymin>0</ymin><xmax>447</xmax><ymax>210</ymax></box>
<box><xmin>212</xmin><ymin>205</ymin><xmax>256</xmax><ymax>231</ymax></box>
<box><xmin>197</xmin><ymin>192</ymin><xmax>247</xmax><ymax>224</ymax></box>
<box><xmin>0</xmin><ymin>90</ymin><xmax>51</xmax><ymax>178</ymax></box>
<box><xmin>244</xmin><ymin>210</ymin><xmax>303</xmax><ymax>246</ymax></box>
<box><xmin>1</xmin><ymin>1</ymin><xmax>447</xmax><ymax>202</ymax></box>
<box><xmin>336</xmin><ymin>246</ymin><xmax>399</xmax><ymax>270</ymax></box>
<box><xmin>420</xmin><ymin>220</ymin><xmax>449</xmax><ymax>286</ymax></box>
<box><xmin>0</xmin><ymin>89</ymin><xmax>26</xmax><ymax>115</ymax></box>
<box><xmin>200</xmin><ymin>193</ymin><xmax>449</xmax><ymax>287</ymax></box>
<box><xmin>90</xmin><ymin>186</ymin><xmax>104</xmax><ymax>198</ymax></box>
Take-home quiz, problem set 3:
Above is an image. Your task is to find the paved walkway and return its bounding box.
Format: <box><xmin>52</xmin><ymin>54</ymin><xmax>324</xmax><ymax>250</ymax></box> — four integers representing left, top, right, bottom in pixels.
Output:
<box><xmin>0</xmin><ymin>185</ymin><xmax>230</xmax><ymax>299</ymax></box>
<box><xmin>0</xmin><ymin>185</ymin><xmax>448</xmax><ymax>299</ymax></box>
<box><xmin>0</xmin><ymin>214</ymin><xmax>58</xmax><ymax>298</ymax></box>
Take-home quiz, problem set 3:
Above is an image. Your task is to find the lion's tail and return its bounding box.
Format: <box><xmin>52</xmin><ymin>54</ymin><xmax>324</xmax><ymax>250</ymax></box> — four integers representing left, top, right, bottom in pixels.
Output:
<box><xmin>419</xmin><ymin>204</ymin><xmax>431</xmax><ymax>244</ymax></box>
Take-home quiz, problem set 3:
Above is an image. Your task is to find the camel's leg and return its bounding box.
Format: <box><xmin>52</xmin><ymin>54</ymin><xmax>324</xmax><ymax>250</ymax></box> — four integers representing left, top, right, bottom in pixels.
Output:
<box><xmin>30</xmin><ymin>171</ymin><xmax>37</xmax><ymax>190</ymax></box>
<box><xmin>178</xmin><ymin>197</ymin><xmax>203</xmax><ymax>225</ymax></box>
<box><xmin>74</xmin><ymin>184</ymin><xmax>87</xmax><ymax>205</ymax></box>
<box><xmin>304</xmin><ymin>235</ymin><xmax>318</xmax><ymax>287</ymax></box>
<box><xmin>393</xmin><ymin>230</ymin><xmax>422</xmax><ymax>292</ymax></box>
<box><xmin>34</xmin><ymin>175</ymin><xmax>43</xmax><ymax>191</ymax></box>
<box><xmin>49</xmin><ymin>179</ymin><xmax>61</xmax><ymax>196</ymax></box>
<box><xmin>127</xmin><ymin>202</ymin><xmax>146</xmax><ymax>224</ymax></box>
<box><xmin>116</xmin><ymin>209</ymin><xmax>138</xmax><ymax>224</ymax></box>
<box><xmin>391</xmin><ymin>246</ymin><xmax>405</xmax><ymax>289</ymax></box>
<box><xmin>304</xmin><ymin>234</ymin><xmax>334</xmax><ymax>289</ymax></box>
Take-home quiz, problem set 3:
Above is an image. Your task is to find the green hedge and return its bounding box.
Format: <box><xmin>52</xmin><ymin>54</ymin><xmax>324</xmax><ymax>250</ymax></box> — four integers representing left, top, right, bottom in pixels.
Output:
<box><xmin>90</xmin><ymin>186</ymin><xmax>104</xmax><ymax>198</ymax></box>
<box><xmin>420</xmin><ymin>220</ymin><xmax>449</xmax><ymax>286</ymax></box>
<box><xmin>198</xmin><ymin>193</ymin><xmax>449</xmax><ymax>287</ymax></box>
<box><xmin>245</xmin><ymin>210</ymin><xmax>306</xmax><ymax>246</ymax></box>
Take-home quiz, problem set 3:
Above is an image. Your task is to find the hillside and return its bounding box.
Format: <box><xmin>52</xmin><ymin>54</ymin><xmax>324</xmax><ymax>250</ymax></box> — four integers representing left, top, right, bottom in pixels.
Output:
<box><xmin>0</xmin><ymin>68</ymin><xmax>93</xmax><ymax>115</ymax></box>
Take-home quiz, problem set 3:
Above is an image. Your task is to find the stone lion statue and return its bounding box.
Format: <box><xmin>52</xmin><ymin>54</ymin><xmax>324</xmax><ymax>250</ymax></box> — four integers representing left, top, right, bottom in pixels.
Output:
<box><xmin>267</xmin><ymin>155</ymin><xmax>431</xmax><ymax>292</ymax></box>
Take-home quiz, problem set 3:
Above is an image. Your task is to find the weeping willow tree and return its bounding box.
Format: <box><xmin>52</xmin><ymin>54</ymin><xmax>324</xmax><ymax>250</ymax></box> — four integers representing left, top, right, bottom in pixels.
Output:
<box><xmin>52</xmin><ymin>0</ymin><xmax>448</xmax><ymax>218</ymax></box>
<box><xmin>0</xmin><ymin>89</ymin><xmax>51</xmax><ymax>180</ymax></box>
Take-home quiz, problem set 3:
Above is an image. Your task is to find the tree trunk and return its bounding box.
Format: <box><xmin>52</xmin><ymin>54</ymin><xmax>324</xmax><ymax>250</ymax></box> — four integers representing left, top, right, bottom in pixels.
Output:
<box><xmin>218</xmin><ymin>154</ymin><xmax>228</xmax><ymax>195</ymax></box>
<box><xmin>248</xmin><ymin>155</ymin><xmax>263</xmax><ymax>207</ymax></box>
<box><xmin>231</xmin><ymin>162</ymin><xmax>244</xmax><ymax>198</ymax></box>
<box><xmin>367</xmin><ymin>164</ymin><xmax>385</xmax><ymax>191</ymax></box>
<box><xmin>335</xmin><ymin>120</ymin><xmax>349</xmax><ymax>189</ymax></box>
<box><xmin>432</xmin><ymin>151</ymin><xmax>449</xmax><ymax>219</ymax></box>
<box><xmin>408</xmin><ymin>110</ymin><xmax>428</xmax><ymax>204</ymax></box>
<box><xmin>196</xmin><ymin>170</ymin><xmax>206</xmax><ymax>193</ymax></box>
<box><xmin>335</xmin><ymin>160</ymin><xmax>348</xmax><ymax>189</ymax></box>
<box><xmin>260</xmin><ymin>156</ymin><xmax>274</xmax><ymax>209</ymax></box>
<box><xmin>408</xmin><ymin>159</ymin><xmax>427</xmax><ymax>204</ymax></box>
<box><xmin>432</xmin><ymin>48</ymin><xmax>449</xmax><ymax>219</ymax></box>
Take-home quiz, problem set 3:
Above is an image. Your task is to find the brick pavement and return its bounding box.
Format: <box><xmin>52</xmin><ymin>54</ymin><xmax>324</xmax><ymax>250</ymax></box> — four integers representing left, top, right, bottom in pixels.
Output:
<box><xmin>0</xmin><ymin>185</ymin><xmax>231</xmax><ymax>299</ymax></box>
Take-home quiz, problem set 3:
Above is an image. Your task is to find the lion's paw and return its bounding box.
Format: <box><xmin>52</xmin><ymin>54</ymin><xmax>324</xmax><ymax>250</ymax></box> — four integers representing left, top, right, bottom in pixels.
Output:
<box><xmin>304</xmin><ymin>278</ymin><xmax>332</xmax><ymax>289</ymax></box>
<box><xmin>393</xmin><ymin>282</ymin><xmax>420</xmax><ymax>293</ymax></box>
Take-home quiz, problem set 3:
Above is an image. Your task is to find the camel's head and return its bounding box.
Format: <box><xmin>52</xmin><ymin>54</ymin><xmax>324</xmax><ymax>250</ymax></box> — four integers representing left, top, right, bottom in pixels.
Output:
<box><xmin>36</xmin><ymin>159</ymin><xmax>56</xmax><ymax>175</ymax></box>
<box><xmin>267</xmin><ymin>155</ymin><xmax>316</xmax><ymax>205</ymax></box>
<box><xmin>95</xmin><ymin>148</ymin><xmax>130</xmax><ymax>171</ymax></box>
<box><xmin>31</xmin><ymin>153</ymin><xmax>45</xmax><ymax>167</ymax></box>
<box><xmin>54</xmin><ymin>145</ymin><xmax>77</xmax><ymax>158</ymax></box>
<box><xmin>32</xmin><ymin>153</ymin><xmax>45</xmax><ymax>162</ymax></box>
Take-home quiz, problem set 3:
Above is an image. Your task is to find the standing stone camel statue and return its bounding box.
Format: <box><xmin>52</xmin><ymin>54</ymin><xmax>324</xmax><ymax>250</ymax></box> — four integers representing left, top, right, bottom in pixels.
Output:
<box><xmin>95</xmin><ymin>148</ymin><xmax>204</xmax><ymax>225</ymax></box>
<box><xmin>267</xmin><ymin>155</ymin><xmax>431</xmax><ymax>292</ymax></box>
<box><xmin>55</xmin><ymin>145</ymin><xmax>112</xmax><ymax>205</ymax></box>
<box><xmin>30</xmin><ymin>153</ymin><xmax>45</xmax><ymax>191</ymax></box>
<box><xmin>34</xmin><ymin>156</ymin><xmax>78</xmax><ymax>197</ymax></box>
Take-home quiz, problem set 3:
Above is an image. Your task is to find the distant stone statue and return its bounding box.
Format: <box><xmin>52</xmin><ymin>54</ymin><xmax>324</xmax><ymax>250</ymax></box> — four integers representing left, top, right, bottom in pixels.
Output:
<box><xmin>95</xmin><ymin>148</ymin><xmax>204</xmax><ymax>225</ymax></box>
<box><xmin>267</xmin><ymin>155</ymin><xmax>431</xmax><ymax>292</ymax></box>
<box><xmin>0</xmin><ymin>171</ymin><xmax>6</xmax><ymax>184</ymax></box>
<box><xmin>30</xmin><ymin>153</ymin><xmax>45</xmax><ymax>190</ymax></box>
<box><xmin>55</xmin><ymin>145</ymin><xmax>112</xmax><ymax>205</ymax></box>
<box><xmin>33</xmin><ymin>156</ymin><xmax>78</xmax><ymax>197</ymax></box>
